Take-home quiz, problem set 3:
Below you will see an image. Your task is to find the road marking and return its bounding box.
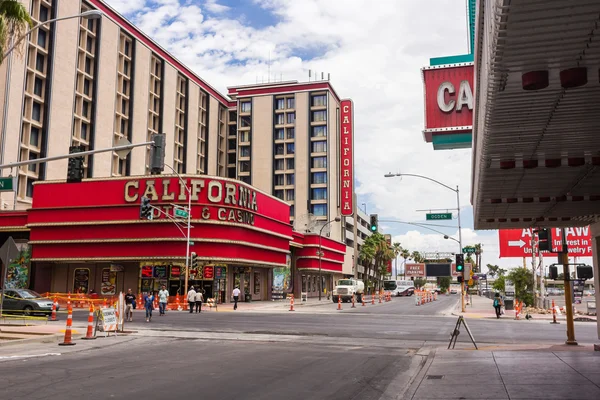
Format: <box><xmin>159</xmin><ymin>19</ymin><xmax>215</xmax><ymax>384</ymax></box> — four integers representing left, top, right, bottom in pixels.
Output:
<box><xmin>0</xmin><ymin>353</ymin><xmax>61</xmax><ymax>360</ymax></box>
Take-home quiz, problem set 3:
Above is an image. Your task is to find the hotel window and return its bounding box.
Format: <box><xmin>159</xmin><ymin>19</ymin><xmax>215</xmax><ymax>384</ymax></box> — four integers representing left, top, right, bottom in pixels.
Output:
<box><xmin>312</xmin><ymin>110</ymin><xmax>327</xmax><ymax>122</ymax></box>
<box><xmin>240</xmin><ymin>145</ymin><xmax>250</xmax><ymax>157</ymax></box>
<box><xmin>311</xmin><ymin>172</ymin><xmax>327</xmax><ymax>184</ymax></box>
<box><xmin>287</xmin><ymin>98</ymin><xmax>295</xmax><ymax>109</ymax></box>
<box><xmin>272</xmin><ymin>94</ymin><xmax>296</xmax><ymax>218</ymax></box>
<box><xmin>276</xmin><ymin>114</ymin><xmax>285</xmax><ymax>125</ymax></box>
<box><xmin>275</xmin><ymin>129</ymin><xmax>284</xmax><ymax>140</ymax></box>
<box><xmin>286</xmin><ymin>113</ymin><xmax>295</xmax><ymax>124</ymax></box>
<box><xmin>286</xmin><ymin>190</ymin><xmax>295</xmax><ymax>201</ymax></box>
<box><xmin>312</xmin><ymin>157</ymin><xmax>327</xmax><ymax>168</ymax></box>
<box><xmin>240</xmin><ymin>176</ymin><xmax>251</xmax><ymax>184</ymax></box>
<box><xmin>274</xmin><ymin>190</ymin><xmax>284</xmax><ymax>200</ymax></box>
<box><xmin>147</xmin><ymin>54</ymin><xmax>163</xmax><ymax>173</ymax></box>
<box><xmin>286</xmin><ymin>143</ymin><xmax>295</xmax><ymax>155</ymax></box>
<box><xmin>286</xmin><ymin>174</ymin><xmax>295</xmax><ymax>185</ymax></box>
<box><xmin>276</xmin><ymin>98</ymin><xmax>285</xmax><ymax>110</ymax></box>
<box><xmin>312</xmin><ymin>94</ymin><xmax>327</xmax><ymax>107</ymax></box>
<box><xmin>197</xmin><ymin>90</ymin><xmax>208</xmax><ymax>174</ymax></box>
<box><xmin>312</xmin><ymin>188</ymin><xmax>327</xmax><ymax>200</ymax></box>
<box><xmin>275</xmin><ymin>159</ymin><xmax>284</xmax><ymax>171</ymax></box>
<box><xmin>18</xmin><ymin>0</ymin><xmax>54</xmax><ymax>201</ymax></box>
<box><xmin>240</xmin><ymin>116</ymin><xmax>251</xmax><ymax>128</ymax></box>
<box><xmin>237</xmin><ymin>131</ymin><xmax>249</xmax><ymax>143</ymax></box>
<box><xmin>275</xmin><ymin>174</ymin><xmax>284</xmax><ymax>186</ymax></box>
<box><xmin>112</xmin><ymin>30</ymin><xmax>133</xmax><ymax>176</ymax></box>
<box><xmin>286</xmin><ymin>158</ymin><xmax>294</xmax><ymax>170</ymax></box>
<box><xmin>240</xmin><ymin>101</ymin><xmax>251</xmax><ymax>113</ymax></box>
<box><xmin>311</xmin><ymin>204</ymin><xmax>327</xmax><ymax>217</ymax></box>
<box><xmin>174</xmin><ymin>74</ymin><xmax>187</xmax><ymax>174</ymax></box>
<box><xmin>274</xmin><ymin>144</ymin><xmax>284</xmax><ymax>155</ymax></box>
<box><xmin>227</xmin><ymin>109</ymin><xmax>237</xmax><ymax>178</ymax></box>
<box><xmin>312</xmin><ymin>126</ymin><xmax>327</xmax><ymax>137</ymax></box>
<box><xmin>218</xmin><ymin>105</ymin><xmax>228</xmax><ymax>177</ymax></box>
<box><xmin>311</xmin><ymin>141</ymin><xmax>326</xmax><ymax>153</ymax></box>
<box><xmin>286</xmin><ymin>128</ymin><xmax>295</xmax><ymax>139</ymax></box>
<box><xmin>239</xmin><ymin>161</ymin><xmax>251</xmax><ymax>173</ymax></box>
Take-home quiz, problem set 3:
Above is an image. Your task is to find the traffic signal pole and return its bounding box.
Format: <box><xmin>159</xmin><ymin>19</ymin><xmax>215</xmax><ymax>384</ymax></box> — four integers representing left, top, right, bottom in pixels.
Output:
<box><xmin>456</xmin><ymin>185</ymin><xmax>465</xmax><ymax>313</ymax></box>
<box><xmin>561</xmin><ymin>229</ymin><xmax>577</xmax><ymax>345</ymax></box>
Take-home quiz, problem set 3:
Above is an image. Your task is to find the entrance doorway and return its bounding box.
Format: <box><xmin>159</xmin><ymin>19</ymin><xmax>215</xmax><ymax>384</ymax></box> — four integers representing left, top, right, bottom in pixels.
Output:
<box><xmin>253</xmin><ymin>271</ymin><xmax>262</xmax><ymax>300</ymax></box>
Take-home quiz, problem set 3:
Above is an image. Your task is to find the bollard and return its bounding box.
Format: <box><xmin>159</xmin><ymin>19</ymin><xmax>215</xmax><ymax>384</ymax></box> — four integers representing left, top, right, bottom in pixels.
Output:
<box><xmin>337</xmin><ymin>295</ymin><xmax>342</xmax><ymax>311</ymax></box>
<box><xmin>82</xmin><ymin>303</ymin><xmax>96</xmax><ymax>340</ymax></box>
<box><xmin>59</xmin><ymin>301</ymin><xmax>76</xmax><ymax>346</ymax></box>
<box><xmin>550</xmin><ymin>299</ymin><xmax>559</xmax><ymax>324</ymax></box>
<box><xmin>50</xmin><ymin>297</ymin><xmax>58</xmax><ymax>321</ymax></box>
<box><xmin>289</xmin><ymin>295</ymin><xmax>295</xmax><ymax>312</ymax></box>
<box><xmin>351</xmin><ymin>293</ymin><xmax>356</xmax><ymax>308</ymax></box>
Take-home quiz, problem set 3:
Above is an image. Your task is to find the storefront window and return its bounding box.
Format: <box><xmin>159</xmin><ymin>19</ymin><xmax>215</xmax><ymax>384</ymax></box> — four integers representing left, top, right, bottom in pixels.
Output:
<box><xmin>302</xmin><ymin>275</ymin><xmax>307</xmax><ymax>292</ymax></box>
<box><xmin>254</xmin><ymin>272</ymin><xmax>261</xmax><ymax>295</ymax></box>
<box><xmin>244</xmin><ymin>272</ymin><xmax>251</xmax><ymax>296</ymax></box>
<box><xmin>73</xmin><ymin>268</ymin><xmax>90</xmax><ymax>294</ymax></box>
<box><xmin>313</xmin><ymin>276</ymin><xmax>317</xmax><ymax>292</ymax></box>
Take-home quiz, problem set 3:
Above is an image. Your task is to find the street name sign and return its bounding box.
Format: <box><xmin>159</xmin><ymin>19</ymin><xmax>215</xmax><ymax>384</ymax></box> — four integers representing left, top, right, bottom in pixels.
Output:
<box><xmin>0</xmin><ymin>177</ymin><xmax>14</xmax><ymax>192</ymax></box>
<box><xmin>426</xmin><ymin>213</ymin><xmax>452</xmax><ymax>220</ymax></box>
<box><xmin>174</xmin><ymin>206</ymin><xmax>189</xmax><ymax>219</ymax></box>
<box><xmin>499</xmin><ymin>227</ymin><xmax>592</xmax><ymax>258</ymax></box>
<box><xmin>462</xmin><ymin>246</ymin><xmax>476</xmax><ymax>254</ymax></box>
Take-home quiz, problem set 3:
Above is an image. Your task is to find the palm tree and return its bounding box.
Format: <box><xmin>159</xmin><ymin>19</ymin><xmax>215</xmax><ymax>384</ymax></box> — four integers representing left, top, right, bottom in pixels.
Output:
<box><xmin>359</xmin><ymin>238</ymin><xmax>376</xmax><ymax>292</ymax></box>
<box><xmin>0</xmin><ymin>1</ymin><xmax>33</xmax><ymax>65</ymax></box>
<box><xmin>411</xmin><ymin>251</ymin><xmax>424</xmax><ymax>263</ymax></box>
<box><xmin>359</xmin><ymin>233</ymin><xmax>394</xmax><ymax>292</ymax></box>
<box><xmin>392</xmin><ymin>242</ymin><xmax>402</xmax><ymax>280</ymax></box>
<box><xmin>400</xmin><ymin>248</ymin><xmax>410</xmax><ymax>278</ymax></box>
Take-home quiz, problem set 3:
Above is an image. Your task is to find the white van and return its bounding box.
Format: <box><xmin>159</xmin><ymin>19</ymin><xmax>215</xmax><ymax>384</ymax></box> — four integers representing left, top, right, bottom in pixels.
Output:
<box><xmin>383</xmin><ymin>280</ymin><xmax>415</xmax><ymax>296</ymax></box>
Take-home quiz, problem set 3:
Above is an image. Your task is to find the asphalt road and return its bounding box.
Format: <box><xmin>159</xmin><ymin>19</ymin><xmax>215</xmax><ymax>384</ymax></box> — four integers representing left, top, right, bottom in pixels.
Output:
<box><xmin>0</xmin><ymin>337</ymin><xmax>416</xmax><ymax>400</ymax></box>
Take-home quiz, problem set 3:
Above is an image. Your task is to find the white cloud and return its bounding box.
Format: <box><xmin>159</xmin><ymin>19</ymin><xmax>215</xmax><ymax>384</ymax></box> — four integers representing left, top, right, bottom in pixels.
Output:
<box><xmin>102</xmin><ymin>0</ymin><xmax>549</xmax><ymax>270</ymax></box>
<box><xmin>204</xmin><ymin>0</ymin><xmax>230</xmax><ymax>14</ymax></box>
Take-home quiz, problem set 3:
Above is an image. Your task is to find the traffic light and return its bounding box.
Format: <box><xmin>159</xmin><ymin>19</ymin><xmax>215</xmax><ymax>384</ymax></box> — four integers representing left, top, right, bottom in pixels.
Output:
<box><xmin>369</xmin><ymin>214</ymin><xmax>378</xmax><ymax>232</ymax></box>
<box><xmin>549</xmin><ymin>266</ymin><xmax>558</xmax><ymax>280</ymax></box>
<box><xmin>139</xmin><ymin>196</ymin><xmax>152</xmax><ymax>220</ymax></box>
<box><xmin>538</xmin><ymin>228</ymin><xmax>551</xmax><ymax>251</ymax></box>
<box><xmin>67</xmin><ymin>145</ymin><xmax>85</xmax><ymax>183</ymax></box>
<box><xmin>149</xmin><ymin>133</ymin><xmax>166</xmax><ymax>175</ymax></box>
<box><xmin>577</xmin><ymin>265</ymin><xmax>593</xmax><ymax>280</ymax></box>
<box><xmin>455</xmin><ymin>254</ymin><xmax>464</xmax><ymax>273</ymax></box>
<box><xmin>190</xmin><ymin>252</ymin><xmax>198</xmax><ymax>268</ymax></box>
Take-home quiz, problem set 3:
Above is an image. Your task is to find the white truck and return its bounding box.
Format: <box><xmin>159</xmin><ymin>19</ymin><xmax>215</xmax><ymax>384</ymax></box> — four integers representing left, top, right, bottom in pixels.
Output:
<box><xmin>332</xmin><ymin>279</ymin><xmax>365</xmax><ymax>303</ymax></box>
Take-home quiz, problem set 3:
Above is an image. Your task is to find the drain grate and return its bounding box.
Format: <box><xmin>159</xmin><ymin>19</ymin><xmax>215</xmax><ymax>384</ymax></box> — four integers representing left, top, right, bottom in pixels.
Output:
<box><xmin>426</xmin><ymin>375</ymin><xmax>444</xmax><ymax>380</ymax></box>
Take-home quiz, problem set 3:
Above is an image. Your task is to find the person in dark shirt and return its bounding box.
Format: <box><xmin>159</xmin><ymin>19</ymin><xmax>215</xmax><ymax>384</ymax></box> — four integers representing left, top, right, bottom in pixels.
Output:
<box><xmin>125</xmin><ymin>288</ymin><xmax>136</xmax><ymax>322</ymax></box>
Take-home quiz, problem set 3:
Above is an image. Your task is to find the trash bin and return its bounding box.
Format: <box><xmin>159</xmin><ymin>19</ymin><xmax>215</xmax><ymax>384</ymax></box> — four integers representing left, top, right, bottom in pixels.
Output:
<box><xmin>244</xmin><ymin>293</ymin><xmax>252</xmax><ymax>303</ymax></box>
<box><xmin>504</xmin><ymin>299</ymin><xmax>514</xmax><ymax>311</ymax></box>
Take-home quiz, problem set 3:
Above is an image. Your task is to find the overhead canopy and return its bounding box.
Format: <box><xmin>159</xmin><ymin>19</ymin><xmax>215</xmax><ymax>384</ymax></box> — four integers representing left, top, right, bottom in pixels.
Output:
<box><xmin>472</xmin><ymin>0</ymin><xmax>600</xmax><ymax>230</ymax></box>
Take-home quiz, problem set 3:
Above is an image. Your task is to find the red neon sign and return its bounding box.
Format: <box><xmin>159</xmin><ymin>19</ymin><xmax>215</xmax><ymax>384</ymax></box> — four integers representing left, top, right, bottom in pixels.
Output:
<box><xmin>340</xmin><ymin>99</ymin><xmax>354</xmax><ymax>217</ymax></box>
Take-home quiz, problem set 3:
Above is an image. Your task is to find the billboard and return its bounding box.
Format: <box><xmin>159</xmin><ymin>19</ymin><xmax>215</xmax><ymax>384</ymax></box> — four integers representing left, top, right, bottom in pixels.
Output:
<box><xmin>422</xmin><ymin>64</ymin><xmax>474</xmax><ymax>142</ymax></box>
<box><xmin>339</xmin><ymin>99</ymin><xmax>354</xmax><ymax>216</ymax></box>
<box><xmin>405</xmin><ymin>263</ymin><xmax>425</xmax><ymax>277</ymax></box>
<box><xmin>498</xmin><ymin>227</ymin><xmax>592</xmax><ymax>258</ymax></box>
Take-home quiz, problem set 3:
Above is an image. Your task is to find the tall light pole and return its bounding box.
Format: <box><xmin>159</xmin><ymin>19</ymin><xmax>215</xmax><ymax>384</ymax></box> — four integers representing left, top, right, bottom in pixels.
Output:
<box><xmin>384</xmin><ymin>172</ymin><xmax>465</xmax><ymax>312</ymax></box>
<box><xmin>317</xmin><ymin>216</ymin><xmax>341</xmax><ymax>301</ymax></box>
<box><xmin>162</xmin><ymin>165</ymin><xmax>192</xmax><ymax>296</ymax></box>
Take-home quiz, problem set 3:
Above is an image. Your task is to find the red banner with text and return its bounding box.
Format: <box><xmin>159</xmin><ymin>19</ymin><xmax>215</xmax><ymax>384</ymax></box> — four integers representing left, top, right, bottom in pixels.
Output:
<box><xmin>498</xmin><ymin>227</ymin><xmax>592</xmax><ymax>258</ymax></box>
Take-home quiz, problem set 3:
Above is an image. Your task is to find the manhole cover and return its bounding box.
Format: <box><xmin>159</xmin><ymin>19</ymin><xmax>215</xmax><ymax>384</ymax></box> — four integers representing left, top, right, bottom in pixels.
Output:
<box><xmin>426</xmin><ymin>375</ymin><xmax>444</xmax><ymax>380</ymax></box>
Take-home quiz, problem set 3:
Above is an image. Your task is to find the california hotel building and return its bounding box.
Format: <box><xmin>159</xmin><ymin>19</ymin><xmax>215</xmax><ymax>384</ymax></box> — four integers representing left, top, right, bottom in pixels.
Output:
<box><xmin>0</xmin><ymin>0</ymin><xmax>376</xmax><ymax>300</ymax></box>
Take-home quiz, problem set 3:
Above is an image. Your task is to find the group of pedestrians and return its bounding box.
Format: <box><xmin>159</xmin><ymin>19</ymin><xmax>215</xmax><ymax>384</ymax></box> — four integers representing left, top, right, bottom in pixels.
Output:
<box><xmin>122</xmin><ymin>285</ymin><xmax>244</xmax><ymax>323</ymax></box>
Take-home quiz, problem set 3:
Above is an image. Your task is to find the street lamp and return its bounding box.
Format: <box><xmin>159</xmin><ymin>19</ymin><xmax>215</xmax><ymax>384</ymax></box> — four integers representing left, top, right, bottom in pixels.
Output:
<box><xmin>317</xmin><ymin>216</ymin><xmax>341</xmax><ymax>301</ymax></box>
<box><xmin>2</xmin><ymin>10</ymin><xmax>103</xmax><ymax>60</ymax></box>
<box><xmin>385</xmin><ymin>172</ymin><xmax>465</xmax><ymax>312</ymax></box>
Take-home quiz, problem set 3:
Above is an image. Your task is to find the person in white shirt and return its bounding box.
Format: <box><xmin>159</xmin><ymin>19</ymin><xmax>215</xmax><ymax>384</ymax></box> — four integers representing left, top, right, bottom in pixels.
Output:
<box><xmin>232</xmin><ymin>287</ymin><xmax>241</xmax><ymax>310</ymax></box>
<box><xmin>187</xmin><ymin>287</ymin><xmax>197</xmax><ymax>313</ymax></box>
<box><xmin>194</xmin><ymin>289</ymin><xmax>204</xmax><ymax>313</ymax></box>
<box><xmin>158</xmin><ymin>285</ymin><xmax>169</xmax><ymax>316</ymax></box>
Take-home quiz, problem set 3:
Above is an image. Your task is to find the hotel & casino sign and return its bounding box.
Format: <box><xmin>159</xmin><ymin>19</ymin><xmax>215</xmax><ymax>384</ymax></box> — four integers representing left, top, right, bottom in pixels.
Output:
<box><xmin>340</xmin><ymin>99</ymin><xmax>354</xmax><ymax>217</ymax></box>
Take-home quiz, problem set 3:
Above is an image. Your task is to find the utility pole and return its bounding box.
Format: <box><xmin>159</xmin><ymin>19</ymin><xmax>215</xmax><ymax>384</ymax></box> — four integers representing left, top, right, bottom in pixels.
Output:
<box><xmin>532</xmin><ymin>233</ymin><xmax>537</xmax><ymax>308</ymax></box>
<box><xmin>561</xmin><ymin>229</ymin><xmax>577</xmax><ymax>345</ymax></box>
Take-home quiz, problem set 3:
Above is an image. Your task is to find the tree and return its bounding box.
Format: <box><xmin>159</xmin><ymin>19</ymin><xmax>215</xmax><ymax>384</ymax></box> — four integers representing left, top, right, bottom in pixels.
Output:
<box><xmin>437</xmin><ymin>277</ymin><xmax>451</xmax><ymax>293</ymax></box>
<box><xmin>411</xmin><ymin>251</ymin><xmax>424</xmax><ymax>263</ymax></box>
<box><xmin>486</xmin><ymin>264</ymin><xmax>506</xmax><ymax>279</ymax></box>
<box><xmin>359</xmin><ymin>232</ymin><xmax>394</xmax><ymax>291</ymax></box>
<box><xmin>414</xmin><ymin>277</ymin><xmax>427</xmax><ymax>289</ymax></box>
<box><xmin>473</xmin><ymin>243</ymin><xmax>483</xmax><ymax>272</ymax></box>
<box><xmin>492</xmin><ymin>275</ymin><xmax>505</xmax><ymax>292</ymax></box>
<box><xmin>0</xmin><ymin>1</ymin><xmax>33</xmax><ymax>65</ymax></box>
<box><xmin>400</xmin><ymin>248</ymin><xmax>410</xmax><ymax>278</ymax></box>
<box><xmin>392</xmin><ymin>242</ymin><xmax>402</xmax><ymax>279</ymax></box>
<box><xmin>507</xmin><ymin>267</ymin><xmax>534</xmax><ymax>306</ymax></box>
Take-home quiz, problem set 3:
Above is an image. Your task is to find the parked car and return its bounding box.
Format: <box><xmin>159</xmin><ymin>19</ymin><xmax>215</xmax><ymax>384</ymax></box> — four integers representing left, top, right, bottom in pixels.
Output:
<box><xmin>450</xmin><ymin>289</ymin><xmax>458</xmax><ymax>295</ymax></box>
<box><xmin>1</xmin><ymin>289</ymin><xmax>55</xmax><ymax>316</ymax></box>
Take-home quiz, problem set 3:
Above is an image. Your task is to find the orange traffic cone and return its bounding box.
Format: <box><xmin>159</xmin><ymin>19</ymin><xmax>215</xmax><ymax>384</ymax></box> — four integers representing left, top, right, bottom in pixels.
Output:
<box><xmin>362</xmin><ymin>295</ymin><xmax>366</xmax><ymax>307</ymax></box>
<box><xmin>50</xmin><ymin>297</ymin><xmax>58</xmax><ymax>321</ymax></box>
<box><xmin>371</xmin><ymin>293</ymin><xmax>375</xmax><ymax>305</ymax></box>
<box><xmin>82</xmin><ymin>303</ymin><xmax>96</xmax><ymax>340</ymax></box>
<box><xmin>337</xmin><ymin>295</ymin><xmax>342</xmax><ymax>310</ymax></box>
<box><xmin>59</xmin><ymin>301</ymin><xmax>76</xmax><ymax>346</ymax></box>
<box><xmin>289</xmin><ymin>295</ymin><xmax>295</xmax><ymax>312</ymax></box>
<box><xmin>103</xmin><ymin>298</ymin><xmax>107</xmax><ymax>308</ymax></box>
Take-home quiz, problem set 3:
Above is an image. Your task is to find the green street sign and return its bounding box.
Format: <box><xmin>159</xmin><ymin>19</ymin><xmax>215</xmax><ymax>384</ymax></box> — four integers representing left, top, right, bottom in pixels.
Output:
<box><xmin>0</xmin><ymin>177</ymin><xmax>14</xmax><ymax>192</ymax></box>
<box><xmin>174</xmin><ymin>208</ymin><xmax>189</xmax><ymax>218</ymax></box>
<box><xmin>426</xmin><ymin>213</ymin><xmax>452</xmax><ymax>220</ymax></box>
<box><xmin>463</xmin><ymin>247</ymin><xmax>476</xmax><ymax>254</ymax></box>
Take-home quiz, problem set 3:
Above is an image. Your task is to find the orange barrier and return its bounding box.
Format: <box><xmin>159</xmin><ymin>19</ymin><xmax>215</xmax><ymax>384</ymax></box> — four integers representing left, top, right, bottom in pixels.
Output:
<box><xmin>337</xmin><ymin>295</ymin><xmax>342</xmax><ymax>310</ymax></box>
<box><xmin>289</xmin><ymin>295</ymin><xmax>295</xmax><ymax>312</ymax></box>
<box><xmin>361</xmin><ymin>295</ymin><xmax>366</xmax><ymax>307</ymax></box>
<box><xmin>82</xmin><ymin>303</ymin><xmax>96</xmax><ymax>340</ymax></box>
<box><xmin>59</xmin><ymin>301</ymin><xmax>76</xmax><ymax>346</ymax></box>
<box><xmin>551</xmin><ymin>299</ymin><xmax>559</xmax><ymax>324</ymax></box>
<box><xmin>50</xmin><ymin>297</ymin><xmax>58</xmax><ymax>321</ymax></box>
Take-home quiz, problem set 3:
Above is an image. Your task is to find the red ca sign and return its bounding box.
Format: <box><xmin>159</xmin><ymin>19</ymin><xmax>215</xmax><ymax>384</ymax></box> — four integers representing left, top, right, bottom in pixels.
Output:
<box><xmin>498</xmin><ymin>227</ymin><xmax>592</xmax><ymax>258</ymax></box>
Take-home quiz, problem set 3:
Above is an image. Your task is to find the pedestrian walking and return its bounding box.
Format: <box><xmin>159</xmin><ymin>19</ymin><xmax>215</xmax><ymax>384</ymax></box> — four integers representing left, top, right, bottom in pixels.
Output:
<box><xmin>194</xmin><ymin>289</ymin><xmax>204</xmax><ymax>313</ymax></box>
<box><xmin>232</xmin><ymin>286</ymin><xmax>241</xmax><ymax>310</ymax></box>
<box><xmin>158</xmin><ymin>285</ymin><xmax>169</xmax><ymax>316</ymax></box>
<box><xmin>145</xmin><ymin>291</ymin><xmax>155</xmax><ymax>322</ymax></box>
<box><xmin>125</xmin><ymin>288</ymin><xmax>136</xmax><ymax>322</ymax></box>
<box><xmin>493</xmin><ymin>292</ymin><xmax>503</xmax><ymax>319</ymax></box>
<box><xmin>187</xmin><ymin>286</ymin><xmax>197</xmax><ymax>313</ymax></box>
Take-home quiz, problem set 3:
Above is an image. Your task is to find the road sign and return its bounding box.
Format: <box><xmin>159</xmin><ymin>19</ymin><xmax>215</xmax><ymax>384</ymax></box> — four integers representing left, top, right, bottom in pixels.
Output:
<box><xmin>426</xmin><ymin>213</ymin><xmax>452</xmax><ymax>220</ymax></box>
<box><xmin>405</xmin><ymin>263</ymin><xmax>426</xmax><ymax>277</ymax></box>
<box><xmin>0</xmin><ymin>176</ymin><xmax>14</xmax><ymax>192</ymax></box>
<box><xmin>462</xmin><ymin>246</ymin><xmax>475</xmax><ymax>254</ymax></box>
<box><xmin>498</xmin><ymin>227</ymin><xmax>592</xmax><ymax>258</ymax></box>
<box><xmin>174</xmin><ymin>207</ymin><xmax>189</xmax><ymax>218</ymax></box>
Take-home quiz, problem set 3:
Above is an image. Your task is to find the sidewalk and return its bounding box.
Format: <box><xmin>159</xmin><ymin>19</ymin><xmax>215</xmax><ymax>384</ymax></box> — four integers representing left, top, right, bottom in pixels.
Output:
<box><xmin>405</xmin><ymin>346</ymin><xmax>600</xmax><ymax>399</ymax></box>
<box><xmin>453</xmin><ymin>295</ymin><xmax>598</xmax><ymax>322</ymax></box>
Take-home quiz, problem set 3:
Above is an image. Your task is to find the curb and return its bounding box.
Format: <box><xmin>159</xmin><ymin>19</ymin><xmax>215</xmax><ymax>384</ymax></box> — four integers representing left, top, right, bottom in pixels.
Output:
<box><xmin>0</xmin><ymin>333</ymin><xmax>75</xmax><ymax>348</ymax></box>
<box><xmin>402</xmin><ymin>347</ymin><xmax>437</xmax><ymax>400</ymax></box>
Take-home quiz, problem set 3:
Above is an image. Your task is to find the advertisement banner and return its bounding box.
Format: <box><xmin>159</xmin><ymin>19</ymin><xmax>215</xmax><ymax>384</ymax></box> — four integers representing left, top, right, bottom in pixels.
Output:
<box><xmin>215</xmin><ymin>266</ymin><xmax>226</xmax><ymax>279</ymax></box>
<box><xmin>73</xmin><ymin>268</ymin><xmax>90</xmax><ymax>293</ymax></box>
<box><xmin>498</xmin><ymin>227</ymin><xmax>592</xmax><ymax>258</ymax></box>
<box><xmin>141</xmin><ymin>265</ymin><xmax>153</xmax><ymax>278</ymax></box>
<box><xmin>101</xmin><ymin>268</ymin><xmax>117</xmax><ymax>295</ymax></box>
<box><xmin>203</xmin><ymin>266</ymin><xmax>214</xmax><ymax>280</ymax></box>
<box><xmin>153</xmin><ymin>265</ymin><xmax>167</xmax><ymax>279</ymax></box>
<box><xmin>170</xmin><ymin>265</ymin><xmax>181</xmax><ymax>278</ymax></box>
<box><xmin>422</xmin><ymin>64</ymin><xmax>474</xmax><ymax>142</ymax></box>
<box><xmin>339</xmin><ymin>99</ymin><xmax>354</xmax><ymax>216</ymax></box>
<box><xmin>4</xmin><ymin>243</ymin><xmax>31</xmax><ymax>289</ymax></box>
<box><xmin>405</xmin><ymin>263</ymin><xmax>426</xmax><ymax>277</ymax></box>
